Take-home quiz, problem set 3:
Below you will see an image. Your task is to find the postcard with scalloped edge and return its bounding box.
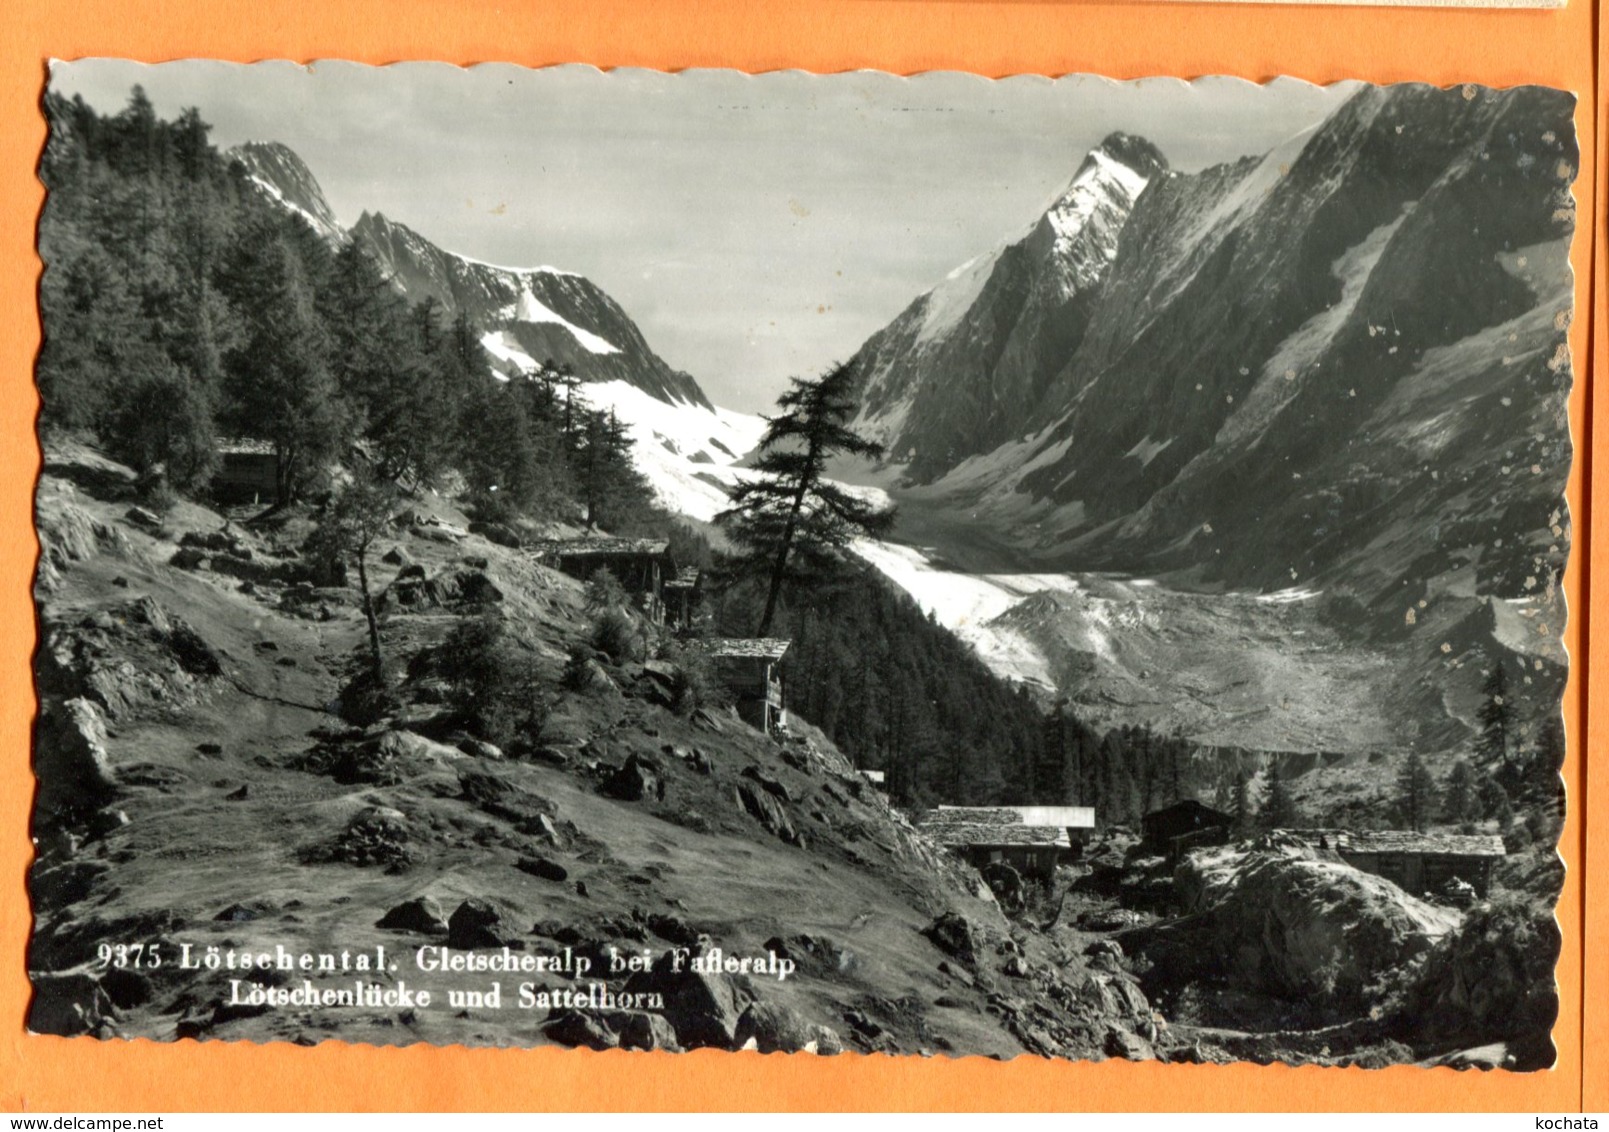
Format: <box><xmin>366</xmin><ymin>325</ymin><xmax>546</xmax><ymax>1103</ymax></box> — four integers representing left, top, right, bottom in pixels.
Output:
<box><xmin>29</xmin><ymin>60</ymin><xmax>1576</xmax><ymax>1071</ymax></box>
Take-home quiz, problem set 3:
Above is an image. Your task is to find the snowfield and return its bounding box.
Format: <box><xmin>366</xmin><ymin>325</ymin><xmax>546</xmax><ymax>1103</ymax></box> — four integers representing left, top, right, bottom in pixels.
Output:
<box><xmin>578</xmin><ymin>380</ymin><xmax>768</xmax><ymax>521</ymax></box>
<box><xmin>850</xmin><ymin>539</ymin><xmax>1085</xmax><ymax>689</ymax></box>
<box><xmin>499</xmin><ymin>281</ymin><xmax>621</xmax><ymax>355</ymax></box>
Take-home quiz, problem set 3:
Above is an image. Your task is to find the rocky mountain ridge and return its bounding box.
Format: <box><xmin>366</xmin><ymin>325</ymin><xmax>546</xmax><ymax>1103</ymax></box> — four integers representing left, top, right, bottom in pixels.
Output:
<box><xmin>231</xmin><ymin>141</ymin><xmax>711</xmax><ymax>408</ymax></box>
<box><xmin>844</xmin><ymin>85</ymin><xmax>1576</xmax><ymax>608</ymax></box>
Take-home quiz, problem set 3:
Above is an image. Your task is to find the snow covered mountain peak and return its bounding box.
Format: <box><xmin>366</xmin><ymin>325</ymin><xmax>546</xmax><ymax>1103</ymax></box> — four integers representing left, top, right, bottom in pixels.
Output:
<box><xmin>1036</xmin><ymin>132</ymin><xmax>1166</xmax><ymax>298</ymax></box>
<box><xmin>845</xmin><ymin>132</ymin><xmax>1169</xmax><ymax>478</ymax></box>
<box><xmin>230</xmin><ymin>141</ymin><xmax>344</xmax><ymax>244</ymax></box>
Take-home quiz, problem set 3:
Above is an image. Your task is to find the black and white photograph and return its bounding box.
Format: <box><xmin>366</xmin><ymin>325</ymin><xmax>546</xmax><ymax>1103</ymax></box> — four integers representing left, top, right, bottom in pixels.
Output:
<box><xmin>29</xmin><ymin>61</ymin><xmax>1575</xmax><ymax>1070</ymax></box>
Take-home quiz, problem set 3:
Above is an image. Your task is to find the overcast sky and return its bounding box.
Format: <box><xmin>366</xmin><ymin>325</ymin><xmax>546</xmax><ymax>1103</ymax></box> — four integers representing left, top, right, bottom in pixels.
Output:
<box><xmin>52</xmin><ymin>61</ymin><xmax>1356</xmax><ymax>412</ymax></box>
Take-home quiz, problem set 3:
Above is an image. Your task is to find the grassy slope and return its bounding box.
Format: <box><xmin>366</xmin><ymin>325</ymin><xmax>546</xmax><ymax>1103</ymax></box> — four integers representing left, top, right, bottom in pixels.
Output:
<box><xmin>29</xmin><ymin>442</ymin><xmax>1111</xmax><ymax>1058</ymax></box>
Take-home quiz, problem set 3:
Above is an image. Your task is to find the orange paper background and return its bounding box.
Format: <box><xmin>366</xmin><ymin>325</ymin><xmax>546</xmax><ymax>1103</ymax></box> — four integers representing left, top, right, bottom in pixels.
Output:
<box><xmin>0</xmin><ymin>0</ymin><xmax>1598</xmax><ymax>1112</ymax></box>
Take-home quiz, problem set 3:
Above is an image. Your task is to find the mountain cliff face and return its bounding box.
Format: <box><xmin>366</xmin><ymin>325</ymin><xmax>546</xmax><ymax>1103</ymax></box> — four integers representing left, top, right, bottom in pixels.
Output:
<box><xmin>349</xmin><ymin>212</ymin><xmax>710</xmax><ymax>407</ymax></box>
<box><xmin>230</xmin><ymin>143</ymin><xmax>712</xmax><ymax>409</ymax></box>
<box><xmin>846</xmin><ymin>86</ymin><xmax>1576</xmax><ymax>611</ymax></box>
<box><xmin>852</xmin><ymin>133</ymin><xmax>1166</xmax><ymax>480</ymax></box>
<box><xmin>231</xmin><ymin>141</ymin><xmax>345</xmax><ymax>244</ymax></box>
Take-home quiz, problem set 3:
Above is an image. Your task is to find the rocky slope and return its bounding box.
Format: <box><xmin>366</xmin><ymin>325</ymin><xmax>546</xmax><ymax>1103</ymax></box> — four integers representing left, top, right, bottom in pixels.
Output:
<box><xmin>1106</xmin><ymin>838</ymin><xmax>1557</xmax><ymax>1070</ymax></box>
<box><xmin>28</xmin><ymin>441</ymin><xmax>1156</xmax><ymax>1059</ymax></box>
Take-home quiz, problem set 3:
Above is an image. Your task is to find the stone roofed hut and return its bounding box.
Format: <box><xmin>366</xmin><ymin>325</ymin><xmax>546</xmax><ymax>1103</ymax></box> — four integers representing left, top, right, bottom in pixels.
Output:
<box><xmin>533</xmin><ymin>537</ymin><xmax>679</xmax><ymax>623</ymax></box>
<box><xmin>920</xmin><ymin>805</ymin><xmax>1095</xmax><ymax>879</ymax></box>
<box><xmin>935</xmin><ymin>804</ymin><xmax>1097</xmax><ymax>850</ymax></box>
<box><xmin>688</xmin><ymin>638</ymin><xmax>791</xmax><ymax>734</ymax></box>
<box><xmin>1325</xmin><ymin>829</ymin><xmax>1506</xmax><ymax>898</ymax></box>
<box><xmin>920</xmin><ymin>808</ymin><xmax>1072</xmax><ymax>880</ymax></box>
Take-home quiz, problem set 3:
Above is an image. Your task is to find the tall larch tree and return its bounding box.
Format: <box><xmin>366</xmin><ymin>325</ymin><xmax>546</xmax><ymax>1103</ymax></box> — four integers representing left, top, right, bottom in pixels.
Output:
<box><xmin>718</xmin><ymin>361</ymin><xmax>894</xmax><ymax>636</ymax></box>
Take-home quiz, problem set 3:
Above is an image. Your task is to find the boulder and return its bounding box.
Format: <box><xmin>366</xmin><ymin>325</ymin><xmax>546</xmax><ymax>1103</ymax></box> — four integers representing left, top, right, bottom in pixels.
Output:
<box><xmin>1403</xmin><ymin>895</ymin><xmax>1561</xmax><ymax>1066</ymax></box>
<box><xmin>381</xmin><ymin>546</ymin><xmax>412</xmax><ymax>567</ymax></box>
<box><xmin>209</xmin><ymin>552</ymin><xmax>292</xmax><ymax>586</ymax></box>
<box><xmin>180</xmin><ymin>530</ymin><xmax>241</xmax><ymax>553</ymax></box>
<box><xmin>691</xmin><ymin>707</ymin><xmax>725</xmax><ymax>733</ymax></box>
<box><xmin>529</xmin><ymin>745</ymin><xmax>574</xmax><ymax>769</ymax></box>
<box><xmin>444</xmin><ymin>570</ymin><xmax>503</xmax><ymax>605</ymax></box>
<box><xmin>456</xmin><ymin>737</ymin><xmax>504</xmax><ymax>761</ymax></box>
<box><xmin>646</xmin><ymin>913</ymin><xmax>700</xmax><ymax>948</ymax></box>
<box><xmin>1085</xmin><ymin>939</ymin><xmax>1124</xmax><ymax>962</ymax></box>
<box><xmin>1130</xmin><ymin>846</ymin><xmax>1462</xmax><ymax>1014</ymax></box>
<box><xmin>377</xmin><ymin>896</ymin><xmax>449</xmax><ymax>935</ymax></box>
<box><xmin>36</xmin><ymin>487</ymin><xmax>133</xmax><ymax>592</ymax></box>
<box><xmin>166</xmin><ymin>620</ymin><xmax>223</xmax><ymax>677</ymax></box>
<box><xmin>34</xmin><ymin>698</ymin><xmax>120</xmax><ymax>820</ymax></box>
<box><xmin>516</xmin><ymin>855</ymin><xmax>568</xmax><ymax>883</ymax></box>
<box><xmin>446</xmin><ymin>899</ymin><xmax>521</xmax><ymax>950</ymax></box>
<box><xmin>124</xmin><ymin>506</ymin><xmax>163</xmax><ymax>531</ymax></box>
<box><xmin>921</xmin><ymin>912</ymin><xmax>982</xmax><ymax>968</ymax></box>
<box><xmin>459</xmin><ymin>768</ymin><xmax>555</xmax><ymax>830</ymax></box>
<box><xmin>324</xmin><ymin>805</ymin><xmax>413</xmax><ymax>871</ymax></box>
<box><xmin>169</xmin><ymin>547</ymin><xmax>208</xmax><ymax>571</ymax></box>
<box><xmin>469</xmin><ymin>520</ymin><xmax>524</xmax><ymax>549</ymax></box>
<box><xmin>1104</xmin><ymin>1025</ymin><xmax>1156</xmax><ymax>1061</ymax></box>
<box><xmin>530</xmin><ymin>813</ymin><xmax>570</xmax><ymax>851</ymax></box>
<box><xmin>623</xmin><ymin>949</ymin><xmax>751</xmax><ymax>1050</ymax></box>
<box><xmin>734</xmin><ymin>781</ymin><xmax>796</xmax><ymax>842</ymax></box>
<box><xmin>602</xmin><ymin>754</ymin><xmax>663</xmax><ymax>803</ymax></box>
<box><xmin>764</xmin><ymin>933</ymin><xmax>855</xmax><ymax>978</ymax></box>
<box><xmin>542</xmin><ymin>1009</ymin><xmax>619</xmax><ymax>1050</ymax></box>
<box><xmin>311</xmin><ymin>730</ymin><xmax>459</xmax><ymax>786</ymax></box>
<box><xmin>615</xmin><ymin>1010</ymin><xmax>682</xmax><ymax>1052</ymax></box>
<box><xmin>741</xmin><ymin>765</ymin><xmax>791</xmax><ymax>802</ymax></box>
<box><xmin>214</xmin><ymin>901</ymin><xmax>273</xmax><ymax>923</ymax></box>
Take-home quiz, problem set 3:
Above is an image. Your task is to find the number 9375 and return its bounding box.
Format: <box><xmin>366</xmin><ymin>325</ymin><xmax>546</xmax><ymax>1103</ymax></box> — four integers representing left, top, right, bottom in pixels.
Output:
<box><xmin>96</xmin><ymin>943</ymin><xmax>162</xmax><ymax>969</ymax></box>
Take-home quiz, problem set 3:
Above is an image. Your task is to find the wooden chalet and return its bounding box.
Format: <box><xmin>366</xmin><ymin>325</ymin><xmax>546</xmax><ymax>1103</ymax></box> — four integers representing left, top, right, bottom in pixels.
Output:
<box><xmin>534</xmin><ymin>537</ymin><xmax>678</xmax><ymax>623</ymax></box>
<box><xmin>212</xmin><ymin>437</ymin><xmax>279</xmax><ymax>504</ymax></box>
<box><xmin>689</xmin><ymin>638</ymin><xmax>791</xmax><ymax>733</ymax></box>
<box><xmin>1141</xmin><ymin>799</ymin><xmax>1234</xmax><ymax>860</ymax></box>
<box><xmin>919</xmin><ymin>807</ymin><xmax>1078</xmax><ymax>880</ymax></box>
<box><xmin>1315</xmin><ymin>829</ymin><xmax>1505</xmax><ymax>898</ymax></box>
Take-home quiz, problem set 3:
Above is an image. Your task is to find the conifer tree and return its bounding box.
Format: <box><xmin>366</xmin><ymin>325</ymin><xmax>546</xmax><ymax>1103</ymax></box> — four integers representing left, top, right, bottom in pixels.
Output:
<box><xmin>1261</xmin><ymin>760</ymin><xmax>1300</xmax><ymax>829</ymax></box>
<box><xmin>218</xmin><ymin>223</ymin><xmax>347</xmax><ymax>501</ymax></box>
<box><xmin>1232</xmin><ymin>768</ymin><xmax>1256</xmax><ymax>837</ymax></box>
<box><xmin>718</xmin><ymin>362</ymin><xmax>894</xmax><ymax>636</ymax></box>
<box><xmin>1395</xmin><ymin>748</ymin><xmax>1438</xmax><ymax>832</ymax></box>
<box><xmin>1528</xmin><ymin>714</ymin><xmax>1566</xmax><ymax>801</ymax></box>
<box><xmin>1442</xmin><ymin>758</ymin><xmax>1481</xmax><ymax>827</ymax></box>
<box><xmin>1476</xmin><ymin>662</ymin><xmax>1515</xmax><ymax>774</ymax></box>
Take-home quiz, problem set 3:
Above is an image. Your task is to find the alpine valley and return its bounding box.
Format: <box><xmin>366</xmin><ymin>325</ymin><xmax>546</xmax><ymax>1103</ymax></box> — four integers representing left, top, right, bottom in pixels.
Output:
<box><xmin>239</xmin><ymin>82</ymin><xmax>1576</xmax><ymax>788</ymax></box>
<box><xmin>830</xmin><ymin>83</ymin><xmax>1577</xmax><ymax>790</ymax></box>
<box><xmin>28</xmin><ymin>77</ymin><xmax>1574</xmax><ymax>1065</ymax></box>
